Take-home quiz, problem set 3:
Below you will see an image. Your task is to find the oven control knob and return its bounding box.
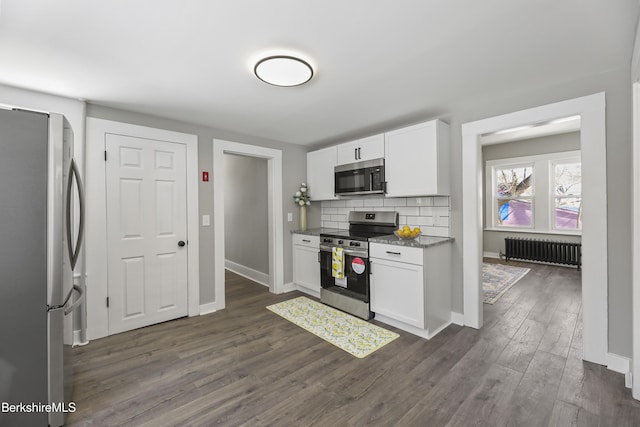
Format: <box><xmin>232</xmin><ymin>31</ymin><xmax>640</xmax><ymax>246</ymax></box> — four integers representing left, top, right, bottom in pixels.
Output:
<box><xmin>323</xmin><ymin>238</ymin><xmax>331</xmax><ymax>243</ymax></box>
<box><xmin>338</xmin><ymin>240</ymin><xmax>344</xmax><ymax>244</ymax></box>
<box><xmin>350</xmin><ymin>241</ymin><xmax>360</xmax><ymax>247</ymax></box>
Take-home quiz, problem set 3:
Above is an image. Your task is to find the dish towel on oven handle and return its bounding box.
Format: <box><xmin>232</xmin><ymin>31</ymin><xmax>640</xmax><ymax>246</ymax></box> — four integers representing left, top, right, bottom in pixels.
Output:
<box><xmin>332</xmin><ymin>246</ymin><xmax>344</xmax><ymax>279</ymax></box>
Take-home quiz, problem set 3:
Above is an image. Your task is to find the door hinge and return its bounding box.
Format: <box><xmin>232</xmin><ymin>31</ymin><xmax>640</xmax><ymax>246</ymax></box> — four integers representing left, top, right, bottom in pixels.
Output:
<box><xmin>104</xmin><ymin>150</ymin><xmax>107</xmax><ymax>161</ymax></box>
<box><xmin>106</xmin><ymin>297</ymin><xmax>109</xmax><ymax>307</ymax></box>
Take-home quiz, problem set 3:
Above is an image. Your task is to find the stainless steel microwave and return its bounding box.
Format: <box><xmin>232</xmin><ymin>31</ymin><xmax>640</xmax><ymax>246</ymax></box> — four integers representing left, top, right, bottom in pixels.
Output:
<box><xmin>334</xmin><ymin>158</ymin><xmax>386</xmax><ymax>196</ymax></box>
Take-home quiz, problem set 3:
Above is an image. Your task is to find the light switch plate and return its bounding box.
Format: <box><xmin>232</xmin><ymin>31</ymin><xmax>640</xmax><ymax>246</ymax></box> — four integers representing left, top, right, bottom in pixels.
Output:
<box><xmin>202</xmin><ymin>214</ymin><xmax>210</xmax><ymax>226</ymax></box>
<box><xmin>287</xmin><ymin>212</ymin><xmax>293</xmax><ymax>222</ymax></box>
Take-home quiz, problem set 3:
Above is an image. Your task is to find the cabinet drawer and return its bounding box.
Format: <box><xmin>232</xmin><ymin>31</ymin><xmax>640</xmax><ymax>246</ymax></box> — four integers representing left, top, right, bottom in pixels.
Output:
<box><xmin>370</xmin><ymin>243</ymin><xmax>423</xmax><ymax>265</ymax></box>
<box><xmin>293</xmin><ymin>234</ymin><xmax>319</xmax><ymax>248</ymax></box>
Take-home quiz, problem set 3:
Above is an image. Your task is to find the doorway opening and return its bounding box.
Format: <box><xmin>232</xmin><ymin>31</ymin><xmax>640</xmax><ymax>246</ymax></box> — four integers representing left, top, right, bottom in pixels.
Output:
<box><xmin>479</xmin><ymin>124</ymin><xmax>584</xmax><ymax>363</ymax></box>
<box><xmin>223</xmin><ymin>153</ymin><xmax>270</xmax><ymax>287</ymax></box>
<box><xmin>461</xmin><ymin>93</ymin><xmax>608</xmax><ymax>365</ymax></box>
<box><xmin>212</xmin><ymin>139</ymin><xmax>284</xmax><ymax>312</ymax></box>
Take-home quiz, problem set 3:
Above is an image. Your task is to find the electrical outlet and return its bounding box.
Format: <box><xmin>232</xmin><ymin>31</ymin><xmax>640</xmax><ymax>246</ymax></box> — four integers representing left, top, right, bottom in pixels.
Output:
<box><xmin>416</xmin><ymin>198</ymin><xmax>423</xmax><ymax>205</ymax></box>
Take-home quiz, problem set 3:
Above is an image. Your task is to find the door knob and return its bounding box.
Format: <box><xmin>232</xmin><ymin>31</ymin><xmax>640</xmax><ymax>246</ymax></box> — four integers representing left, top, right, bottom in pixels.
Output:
<box><xmin>178</xmin><ymin>240</ymin><xmax>186</xmax><ymax>247</ymax></box>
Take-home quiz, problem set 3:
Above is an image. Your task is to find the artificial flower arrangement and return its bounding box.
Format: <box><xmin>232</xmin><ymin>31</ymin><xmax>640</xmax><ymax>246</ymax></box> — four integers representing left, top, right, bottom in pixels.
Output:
<box><xmin>293</xmin><ymin>182</ymin><xmax>311</xmax><ymax>206</ymax></box>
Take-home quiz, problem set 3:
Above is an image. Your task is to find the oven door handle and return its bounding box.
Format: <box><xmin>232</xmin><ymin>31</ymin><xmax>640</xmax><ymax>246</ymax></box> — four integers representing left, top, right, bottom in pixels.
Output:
<box><xmin>320</xmin><ymin>245</ymin><xmax>368</xmax><ymax>258</ymax></box>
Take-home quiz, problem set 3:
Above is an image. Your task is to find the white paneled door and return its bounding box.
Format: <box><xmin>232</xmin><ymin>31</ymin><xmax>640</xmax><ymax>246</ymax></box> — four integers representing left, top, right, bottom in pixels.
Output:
<box><xmin>106</xmin><ymin>134</ymin><xmax>188</xmax><ymax>335</ymax></box>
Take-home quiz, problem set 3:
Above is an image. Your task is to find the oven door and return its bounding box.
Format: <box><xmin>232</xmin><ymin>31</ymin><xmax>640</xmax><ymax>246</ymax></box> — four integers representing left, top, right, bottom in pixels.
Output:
<box><xmin>319</xmin><ymin>245</ymin><xmax>369</xmax><ymax>302</ymax></box>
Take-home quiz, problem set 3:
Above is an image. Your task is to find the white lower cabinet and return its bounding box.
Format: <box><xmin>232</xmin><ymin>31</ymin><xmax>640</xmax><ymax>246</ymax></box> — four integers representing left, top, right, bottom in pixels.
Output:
<box><xmin>370</xmin><ymin>242</ymin><xmax>452</xmax><ymax>339</ymax></box>
<box><xmin>370</xmin><ymin>257</ymin><xmax>424</xmax><ymax>328</ymax></box>
<box><xmin>292</xmin><ymin>234</ymin><xmax>320</xmax><ymax>297</ymax></box>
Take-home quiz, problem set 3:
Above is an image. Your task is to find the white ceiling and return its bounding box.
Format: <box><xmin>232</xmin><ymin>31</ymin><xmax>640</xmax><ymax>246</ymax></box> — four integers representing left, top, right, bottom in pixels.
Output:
<box><xmin>0</xmin><ymin>0</ymin><xmax>638</xmax><ymax>146</ymax></box>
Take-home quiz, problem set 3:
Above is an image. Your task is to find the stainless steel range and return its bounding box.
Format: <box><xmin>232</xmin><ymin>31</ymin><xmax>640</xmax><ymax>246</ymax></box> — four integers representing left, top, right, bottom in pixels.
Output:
<box><xmin>319</xmin><ymin>211</ymin><xmax>398</xmax><ymax>320</ymax></box>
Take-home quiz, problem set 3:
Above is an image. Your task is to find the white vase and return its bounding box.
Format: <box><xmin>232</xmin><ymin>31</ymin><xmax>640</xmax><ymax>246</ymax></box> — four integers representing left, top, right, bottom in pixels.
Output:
<box><xmin>299</xmin><ymin>205</ymin><xmax>307</xmax><ymax>231</ymax></box>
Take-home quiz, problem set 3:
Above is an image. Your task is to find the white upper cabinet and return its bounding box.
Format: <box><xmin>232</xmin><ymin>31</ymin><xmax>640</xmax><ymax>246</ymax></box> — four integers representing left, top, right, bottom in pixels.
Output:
<box><xmin>384</xmin><ymin>120</ymin><xmax>450</xmax><ymax>197</ymax></box>
<box><xmin>307</xmin><ymin>120</ymin><xmax>449</xmax><ymax>200</ymax></box>
<box><xmin>306</xmin><ymin>145</ymin><xmax>338</xmax><ymax>201</ymax></box>
<box><xmin>336</xmin><ymin>133</ymin><xmax>385</xmax><ymax>165</ymax></box>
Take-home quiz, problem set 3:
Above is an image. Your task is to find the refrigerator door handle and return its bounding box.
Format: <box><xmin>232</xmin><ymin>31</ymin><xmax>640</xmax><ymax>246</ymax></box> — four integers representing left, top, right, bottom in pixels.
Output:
<box><xmin>66</xmin><ymin>158</ymin><xmax>85</xmax><ymax>270</ymax></box>
<box><xmin>64</xmin><ymin>285</ymin><xmax>84</xmax><ymax>316</ymax></box>
<box><xmin>47</xmin><ymin>285</ymin><xmax>77</xmax><ymax>312</ymax></box>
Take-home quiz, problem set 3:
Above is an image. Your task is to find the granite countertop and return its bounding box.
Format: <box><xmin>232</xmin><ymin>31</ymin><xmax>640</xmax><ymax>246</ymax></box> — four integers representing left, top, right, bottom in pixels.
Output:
<box><xmin>369</xmin><ymin>234</ymin><xmax>454</xmax><ymax>249</ymax></box>
<box><xmin>291</xmin><ymin>227</ymin><xmax>341</xmax><ymax>236</ymax></box>
<box><xmin>292</xmin><ymin>228</ymin><xmax>454</xmax><ymax>249</ymax></box>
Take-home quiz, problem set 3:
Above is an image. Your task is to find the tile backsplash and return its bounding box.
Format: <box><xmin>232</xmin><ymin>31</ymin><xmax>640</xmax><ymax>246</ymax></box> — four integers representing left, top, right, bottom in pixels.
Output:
<box><xmin>320</xmin><ymin>196</ymin><xmax>451</xmax><ymax>237</ymax></box>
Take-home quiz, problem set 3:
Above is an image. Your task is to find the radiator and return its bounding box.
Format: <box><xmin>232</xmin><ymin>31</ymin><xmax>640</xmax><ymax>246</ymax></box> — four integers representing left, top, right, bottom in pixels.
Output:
<box><xmin>504</xmin><ymin>237</ymin><xmax>581</xmax><ymax>270</ymax></box>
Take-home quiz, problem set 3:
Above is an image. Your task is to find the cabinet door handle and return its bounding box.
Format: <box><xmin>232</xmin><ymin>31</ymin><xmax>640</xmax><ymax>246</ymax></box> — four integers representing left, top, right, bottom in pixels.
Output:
<box><xmin>386</xmin><ymin>251</ymin><xmax>401</xmax><ymax>255</ymax></box>
<box><xmin>354</xmin><ymin>147</ymin><xmax>358</xmax><ymax>160</ymax></box>
<box><xmin>302</xmin><ymin>239</ymin><xmax>311</xmax><ymax>243</ymax></box>
<box><xmin>358</xmin><ymin>147</ymin><xmax>361</xmax><ymax>160</ymax></box>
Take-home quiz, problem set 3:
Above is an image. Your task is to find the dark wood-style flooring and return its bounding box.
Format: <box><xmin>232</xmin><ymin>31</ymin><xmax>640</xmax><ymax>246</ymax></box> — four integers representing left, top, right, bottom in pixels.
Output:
<box><xmin>67</xmin><ymin>263</ymin><xmax>640</xmax><ymax>426</ymax></box>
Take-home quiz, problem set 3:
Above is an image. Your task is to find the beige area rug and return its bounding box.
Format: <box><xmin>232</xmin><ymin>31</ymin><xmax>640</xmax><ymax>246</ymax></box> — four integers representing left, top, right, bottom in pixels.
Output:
<box><xmin>483</xmin><ymin>262</ymin><xmax>530</xmax><ymax>304</ymax></box>
<box><xmin>266</xmin><ymin>296</ymin><xmax>399</xmax><ymax>358</ymax></box>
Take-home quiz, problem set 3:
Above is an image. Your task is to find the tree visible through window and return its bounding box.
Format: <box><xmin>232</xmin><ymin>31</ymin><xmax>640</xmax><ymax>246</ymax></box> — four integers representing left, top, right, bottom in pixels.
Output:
<box><xmin>554</xmin><ymin>162</ymin><xmax>582</xmax><ymax>230</ymax></box>
<box><xmin>495</xmin><ymin>165</ymin><xmax>533</xmax><ymax>227</ymax></box>
<box><xmin>486</xmin><ymin>151</ymin><xmax>581</xmax><ymax>234</ymax></box>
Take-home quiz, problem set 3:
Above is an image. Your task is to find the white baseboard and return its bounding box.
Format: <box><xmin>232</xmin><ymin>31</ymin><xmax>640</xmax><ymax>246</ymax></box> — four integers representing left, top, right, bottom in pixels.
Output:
<box><xmin>374</xmin><ymin>313</ymin><xmax>452</xmax><ymax>340</ymax></box>
<box><xmin>607</xmin><ymin>352</ymin><xmax>632</xmax><ymax>388</ymax></box>
<box><xmin>199</xmin><ymin>301</ymin><xmax>220</xmax><ymax>316</ymax></box>
<box><xmin>72</xmin><ymin>330</ymin><xmax>89</xmax><ymax>347</ymax></box>
<box><xmin>374</xmin><ymin>313</ymin><xmax>429</xmax><ymax>339</ymax></box>
<box><xmin>451</xmin><ymin>311</ymin><xmax>464</xmax><ymax>326</ymax></box>
<box><xmin>295</xmin><ymin>284</ymin><xmax>320</xmax><ymax>299</ymax></box>
<box><xmin>282</xmin><ymin>281</ymin><xmax>296</xmax><ymax>293</ymax></box>
<box><xmin>483</xmin><ymin>251</ymin><xmax>501</xmax><ymax>259</ymax></box>
<box><xmin>225</xmin><ymin>259</ymin><xmax>269</xmax><ymax>287</ymax></box>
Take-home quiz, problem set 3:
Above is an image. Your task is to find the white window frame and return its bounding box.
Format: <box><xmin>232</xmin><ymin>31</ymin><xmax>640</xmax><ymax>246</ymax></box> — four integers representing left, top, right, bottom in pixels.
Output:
<box><xmin>485</xmin><ymin>150</ymin><xmax>581</xmax><ymax>235</ymax></box>
<box><xmin>491</xmin><ymin>161</ymin><xmax>535</xmax><ymax>229</ymax></box>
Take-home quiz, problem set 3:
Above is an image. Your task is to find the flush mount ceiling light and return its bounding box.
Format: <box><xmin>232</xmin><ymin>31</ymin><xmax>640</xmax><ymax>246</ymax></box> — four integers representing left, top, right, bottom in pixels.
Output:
<box><xmin>254</xmin><ymin>55</ymin><xmax>313</xmax><ymax>87</ymax></box>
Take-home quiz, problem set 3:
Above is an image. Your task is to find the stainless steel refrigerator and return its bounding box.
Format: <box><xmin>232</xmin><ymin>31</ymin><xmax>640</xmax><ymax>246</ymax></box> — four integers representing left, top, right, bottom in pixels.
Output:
<box><xmin>0</xmin><ymin>109</ymin><xmax>84</xmax><ymax>427</ymax></box>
